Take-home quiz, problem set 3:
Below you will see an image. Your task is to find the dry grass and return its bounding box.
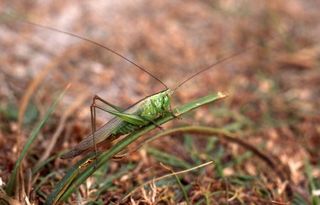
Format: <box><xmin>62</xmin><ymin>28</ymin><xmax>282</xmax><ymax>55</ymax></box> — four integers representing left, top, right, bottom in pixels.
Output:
<box><xmin>0</xmin><ymin>0</ymin><xmax>319</xmax><ymax>204</ymax></box>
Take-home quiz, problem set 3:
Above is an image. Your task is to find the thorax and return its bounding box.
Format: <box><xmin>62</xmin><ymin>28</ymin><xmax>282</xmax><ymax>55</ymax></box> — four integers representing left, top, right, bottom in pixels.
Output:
<box><xmin>135</xmin><ymin>90</ymin><xmax>171</xmax><ymax>120</ymax></box>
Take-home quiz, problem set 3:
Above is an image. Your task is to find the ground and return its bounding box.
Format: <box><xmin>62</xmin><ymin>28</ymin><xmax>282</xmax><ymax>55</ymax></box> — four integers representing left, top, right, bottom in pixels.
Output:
<box><xmin>0</xmin><ymin>0</ymin><xmax>319</xmax><ymax>204</ymax></box>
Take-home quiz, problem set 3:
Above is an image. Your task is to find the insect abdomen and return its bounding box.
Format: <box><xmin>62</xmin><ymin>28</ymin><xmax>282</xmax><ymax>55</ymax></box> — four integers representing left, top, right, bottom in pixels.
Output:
<box><xmin>114</xmin><ymin>122</ymin><xmax>139</xmax><ymax>135</ymax></box>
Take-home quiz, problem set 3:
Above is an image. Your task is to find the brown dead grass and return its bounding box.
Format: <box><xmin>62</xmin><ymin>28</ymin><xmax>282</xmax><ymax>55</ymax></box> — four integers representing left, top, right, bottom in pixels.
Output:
<box><xmin>0</xmin><ymin>0</ymin><xmax>319</xmax><ymax>204</ymax></box>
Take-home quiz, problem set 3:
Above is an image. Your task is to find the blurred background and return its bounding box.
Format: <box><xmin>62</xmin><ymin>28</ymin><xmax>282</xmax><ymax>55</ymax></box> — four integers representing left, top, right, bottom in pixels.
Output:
<box><xmin>0</xmin><ymin>0</ymin><xmax>319</xmax><ymax>204</ymax></box>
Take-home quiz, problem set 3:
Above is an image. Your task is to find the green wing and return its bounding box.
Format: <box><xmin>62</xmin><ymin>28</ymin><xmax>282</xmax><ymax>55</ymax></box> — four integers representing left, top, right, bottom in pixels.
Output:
<box><xmin>97</xmin><ymin>106</ymin><xmax>147</xmax><ymax>125</ymax></box>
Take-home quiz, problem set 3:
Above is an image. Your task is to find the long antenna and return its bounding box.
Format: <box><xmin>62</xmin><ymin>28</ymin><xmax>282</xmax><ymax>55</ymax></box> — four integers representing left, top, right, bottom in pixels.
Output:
<box><xmin>12</xmin><ymin>18</ymin><xmax>168</xmax><ymax>89</ymax></box>
<box><xmin>173</xmin><ymin>45</ymin><xmax>254</xmax><ymax>92</ymax></box>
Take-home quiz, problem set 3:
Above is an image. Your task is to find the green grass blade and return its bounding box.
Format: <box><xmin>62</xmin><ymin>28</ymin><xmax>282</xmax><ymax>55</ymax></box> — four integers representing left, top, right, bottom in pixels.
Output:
<box><xmin>173</xmin><ymin>174</ymin><xmax>190</xmax><ymax>205</ymax></box>
<box><xmin>45</xmin><ymin>154</ymin><xmax>94</xmax><ymax>205</ymax></box>
<box><xmin>45</xmin><ymin>92</ymin><xmax>226</xmax><ymax>204</ymax></box>
<box><xmin>95</xmin><ymin>164</ymin><xmax>136</xmax><ymax>197</ymax></box>
<box><xmin>305</xmin><ymin>160</ymin><xmax>320</xmax><ymax>205</ymax></box>
<box><xmin>5</xmin><ymin>85</ymin><xmax>69</xmax><ymax>196</ymax></box>
<box><xmin>137</xmin><ymin>126</ymin><xmax>289</xmax><ymax>184</ymax></box>
<box><xmin>146</xmin><ymin>147</ymin><xmax>191</xmax><ymax>169</ymax></box>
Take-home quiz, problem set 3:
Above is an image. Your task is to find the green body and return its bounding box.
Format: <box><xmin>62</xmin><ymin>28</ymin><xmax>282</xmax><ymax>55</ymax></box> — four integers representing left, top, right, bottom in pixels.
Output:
<box><xmin>114</xmin><ymin>89</ymin><xmax>171</xmax><ymax>135</ymax></box>
<box><xmin>62</xmin><ymin>89</ymin><xmax>173</xmax><ymax>159</ymax></box>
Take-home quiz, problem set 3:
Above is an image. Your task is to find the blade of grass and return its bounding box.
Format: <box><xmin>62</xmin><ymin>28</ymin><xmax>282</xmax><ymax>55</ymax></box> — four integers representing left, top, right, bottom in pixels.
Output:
<box><xmin>0</xmin><ymin>191</ymin><xmax>20</xmax><ymax>205</ymax></box>
<box><xmin>18</xmin><ymin>65</ymin><xmax>53</xmax><ymax>130</ymax></box>
<box><xmin>141</xmin><ymin>125</ymin><xmax>294</xmax><ymax>200</ymax></box>
<box><xmin>122</xmin><ymin>161</ymin><xmax>214</xmax><ymax>201</ymax></box>
<box><xmin>184</xmin><ymin>135</ymin><xmax>202</xmax><ymax>164</ymax></box>
<box><xmin>5</xmin><ymin>84</ymin><xmax>70</xmax><ymax>196</ymax></box>
<box><xmin>45</xmin><ymin>92</ymin><xmax>226</xmax><ymax>204</ymax></box>
<box><xmin>37</xmin><ymin>92</ymin><xmax>90</xmax><ymax>166</ymax></box>
<box><xmin>140</xmin><ymin>125</ymin><xmax>289</xmax><ymax>183</ymax></box>
<box><xmin>32</xmin><ymin>154</ymin><xmax>60</xmax><ymax>175</ymax></box>
<box><xmin>94</xmin><ymin>163</ymin><xmax>136</xmax><ymax>197</ymax></box>
<box><xmin>292</xmin><ymin>193</ymin><xmax>309</xmax><ymax>205</ymax></box>
<box><xmin>45</xmin><ymin>153</ymin><xmax>95</xmax><ymax>205</ymax></box>
<box><xmin>161</xmin><ymin>163</ymin><xmax>191</xmax><ymax>205</ymax></box>
<box><xmin>146</xmin><ymin>147</ymin><xmax>191</xmax><ymax>169</ymax></box>
<box><xmin>305</xmin><ymin>160</ymin><xmax>320</xmax><ymax>205</ymax></box>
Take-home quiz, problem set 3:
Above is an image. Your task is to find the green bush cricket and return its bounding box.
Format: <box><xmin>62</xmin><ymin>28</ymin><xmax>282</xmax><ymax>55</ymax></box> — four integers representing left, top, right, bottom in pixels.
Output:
<box><xmin>19</xmin><ymin>20</ymin><xmax>250</xmax><ymax>159</ymax></box>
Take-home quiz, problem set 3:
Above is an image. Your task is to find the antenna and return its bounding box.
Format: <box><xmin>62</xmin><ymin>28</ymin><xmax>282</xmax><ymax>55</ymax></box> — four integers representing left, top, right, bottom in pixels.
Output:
<box><xmin>173</xmin><ymin>45</ymin><xmax>255</xmax><ymax>92</ymax></box>
<box><xmin>12</xmin><ymin>17</ymin><xmax>168</xmax><ymax>89</ymax></box>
